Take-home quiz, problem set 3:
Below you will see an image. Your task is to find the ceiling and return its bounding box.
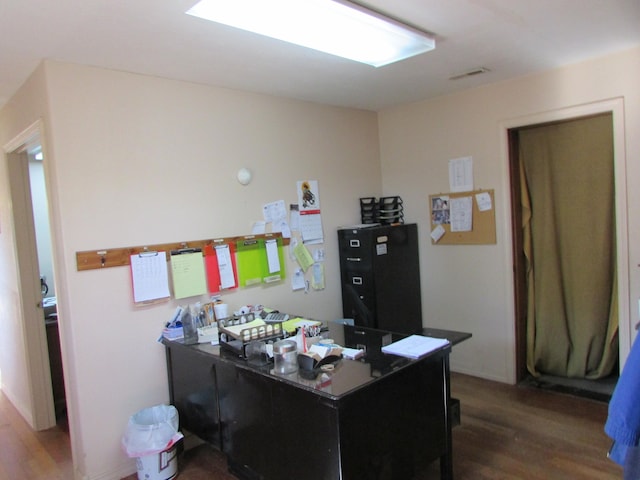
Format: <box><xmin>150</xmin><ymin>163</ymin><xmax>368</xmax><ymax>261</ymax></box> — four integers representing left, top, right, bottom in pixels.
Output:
<box><xmin>1</xmin><ymin>0</ymin><xmax>639</xmax><ymax>112</ymax></box>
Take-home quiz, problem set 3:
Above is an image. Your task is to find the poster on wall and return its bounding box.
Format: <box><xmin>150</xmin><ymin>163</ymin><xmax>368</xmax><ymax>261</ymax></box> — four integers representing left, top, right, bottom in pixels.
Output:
<box><xmin>296</xmin><ymin>180</ymin><xmax>324</xmax><ymax>244</ymax></box>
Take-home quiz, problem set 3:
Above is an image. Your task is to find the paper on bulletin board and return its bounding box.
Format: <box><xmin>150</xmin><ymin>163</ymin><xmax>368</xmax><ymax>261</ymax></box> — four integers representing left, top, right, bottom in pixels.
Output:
<box><xmin>170</xmin><ymin>250</ymin><xmax>207</xmax><ymax>299</ymax></box>
<box><xmin>428</xmin><ymin>189</ymin><xmax>496</xmax><ymax>245</ymax></box>
<box><xmin>475</xmin><ymin>191</ymin><xmax>493</xmax><ymax>211</ymax></box>
<box><xmin>450</xmin><ymin>196</ymin><xmax>473</xmax><ymax>232</ymax></box>
<box><xmin>129</xmin><ymin>251</ymin><xmax>170</xmax><ymax>304</ymax></box>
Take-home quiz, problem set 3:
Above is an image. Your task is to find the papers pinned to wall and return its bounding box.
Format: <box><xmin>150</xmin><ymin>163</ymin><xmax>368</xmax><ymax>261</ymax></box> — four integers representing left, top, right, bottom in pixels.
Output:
<box><xmin>428</xmin><ymin>189</ymin><xmax>496</xmax><ymax>245</ymax></box>
<box><xmin>448</xmin><ymin>156</ymin><xmax>473</xmax><ymax>192</ymax></box>
<box><xmin>297</xmin><ymin>180</ymin><xmax>324</xmax><ymax>244</ymax></box>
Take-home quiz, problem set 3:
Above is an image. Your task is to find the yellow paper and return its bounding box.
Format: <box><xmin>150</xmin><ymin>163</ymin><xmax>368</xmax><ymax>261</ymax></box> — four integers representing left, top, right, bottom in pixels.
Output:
<box><xmin>293</xmin><ymin>242</ymin><xmax>314</xmax><ymax>272</ymax></box>
<box><xmin>171</xmin><ymin>251</ymin><xmax>207</xmax><ymax>299</ymax></box>
<box><xmin>281</xmin><ymin>317</ymin><xmax>322</xmax><ymax>334</ymax></box>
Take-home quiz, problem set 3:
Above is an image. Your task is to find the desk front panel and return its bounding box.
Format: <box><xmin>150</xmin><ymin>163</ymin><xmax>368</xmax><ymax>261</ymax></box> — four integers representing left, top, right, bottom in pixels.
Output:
<box><xmin>165</xmin><ymin>343</ymin><xmax>221</xmax><ymax>448</ymax></box>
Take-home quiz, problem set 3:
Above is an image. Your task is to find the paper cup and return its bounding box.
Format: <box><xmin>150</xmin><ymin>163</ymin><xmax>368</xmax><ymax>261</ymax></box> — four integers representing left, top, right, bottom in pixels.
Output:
<box><xmin>214</xmin><ymin>303</ymin><xmax>228</xmax><ymax>320</ymax></box>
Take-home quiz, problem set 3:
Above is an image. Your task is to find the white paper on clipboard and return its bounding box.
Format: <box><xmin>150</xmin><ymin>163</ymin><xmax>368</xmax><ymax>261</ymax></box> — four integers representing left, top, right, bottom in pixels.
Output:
<box><xmin>130</xmin><ymin>251</ymin><xmax>170</xmax><ymax>303</ymax></box>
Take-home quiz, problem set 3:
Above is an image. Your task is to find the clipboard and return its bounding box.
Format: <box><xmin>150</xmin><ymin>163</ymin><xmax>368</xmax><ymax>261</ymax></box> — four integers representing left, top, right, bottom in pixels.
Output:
<box><xmin>170</xmin><ymin>248</ymin><xmax>207</xmax><ymax>299</ymax></box>
<box><xmin>204</xmin><ymin>242</ymin><xmax>238</xmax><ymax>292</ymax></box>
<box><xmin>129</xmin><ymin>250</ymin><xmax>170</xmax><ymax>305</ymax></box>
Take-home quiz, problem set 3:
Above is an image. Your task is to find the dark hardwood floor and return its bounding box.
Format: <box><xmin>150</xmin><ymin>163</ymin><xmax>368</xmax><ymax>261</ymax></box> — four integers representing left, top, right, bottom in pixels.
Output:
<box><xmin>0</xmin><ymin>371</ymin><xmax>621</xmax><ymax>479</ymax></box>
<box><xmin>122</xmin><ymin>372</ymin><xmax>622</xmax><ymax>480</ymax></box>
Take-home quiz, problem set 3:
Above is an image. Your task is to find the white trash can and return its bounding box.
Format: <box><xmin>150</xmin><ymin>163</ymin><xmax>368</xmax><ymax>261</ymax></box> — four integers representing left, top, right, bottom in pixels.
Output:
<box><xmin>122</xmin><ymin>404</ymin><xmax>183</xmax><ymax>480</ymax></box>
<box><xmin>135</xmin><ymin>442</ymin><xmax>178</xmax><ymax>480</ymax></box>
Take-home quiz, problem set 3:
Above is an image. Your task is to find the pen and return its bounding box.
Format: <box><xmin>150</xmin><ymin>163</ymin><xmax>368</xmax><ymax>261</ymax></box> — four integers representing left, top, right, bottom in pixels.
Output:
<box><xmin>302</xmin><ymin>326</ymin><xmax>307</xmax><ymax>353</ymax></box>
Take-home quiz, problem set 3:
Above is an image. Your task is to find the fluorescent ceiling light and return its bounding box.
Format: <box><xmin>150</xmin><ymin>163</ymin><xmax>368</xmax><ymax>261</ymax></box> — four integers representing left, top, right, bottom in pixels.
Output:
<box><xmin>186</xmin><ymin>0</ymin><xmax>435</xmax><ymax>67</ymax></box>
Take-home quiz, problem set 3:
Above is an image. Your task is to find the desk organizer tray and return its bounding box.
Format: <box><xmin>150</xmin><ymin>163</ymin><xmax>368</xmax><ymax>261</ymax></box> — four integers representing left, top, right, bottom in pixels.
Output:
<box><xmin>359</xmin><ymin>196</ymin><xmax>404</xmax><ymax>224</ymax></box>
<box><xmin>218</xmin><ymin>314</ymin><xmax>285</xmax><ymax>358</ymax></box>
<box><xmin>378</xmin><ymin>196</ymin><xmax>404</xmax><ymax>224</ymax></box>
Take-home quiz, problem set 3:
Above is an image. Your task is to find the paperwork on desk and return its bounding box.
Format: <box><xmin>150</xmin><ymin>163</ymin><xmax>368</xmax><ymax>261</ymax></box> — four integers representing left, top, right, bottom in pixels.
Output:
<box><xmin>281</xmin><ymin>317</ymin><xmax>323</xmax><ymax>334</ymax></box>
<box><xmin>381</xmin><ymin>335</ymin><xmax>449</xmax><ymax>359</ymax></box>
<box><xmin>221</xmin><ymin>319</ymin><xmax>267</xmax><ymax>339</ymax></box>
<box><xmin>341</xmin><ymin>347</ymin><xmax>365</xmax><ymax>360</ymax></box>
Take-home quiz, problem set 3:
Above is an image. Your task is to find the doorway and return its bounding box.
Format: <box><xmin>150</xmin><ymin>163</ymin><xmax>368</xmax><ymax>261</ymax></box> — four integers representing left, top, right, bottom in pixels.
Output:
<box><xmin>4</xmin><ymin>124</ymin><xmax>60</xmax><ymax>430</ymax></box>
<box><xmin>28</xmin><ymin>146</ymin><xmax>66</xmax><ymax>420</ymax></box>
<box><xmin>508</xmin><ymin>110</ymin><xmax>621</xmax><ymax>398</ymax></box>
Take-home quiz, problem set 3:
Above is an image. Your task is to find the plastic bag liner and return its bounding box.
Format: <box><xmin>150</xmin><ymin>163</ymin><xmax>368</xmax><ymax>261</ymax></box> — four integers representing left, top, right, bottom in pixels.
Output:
<box><xmin>122</xmin><ymin>404</ymin><xmax>184</xmax><ymax>458</ymax></box>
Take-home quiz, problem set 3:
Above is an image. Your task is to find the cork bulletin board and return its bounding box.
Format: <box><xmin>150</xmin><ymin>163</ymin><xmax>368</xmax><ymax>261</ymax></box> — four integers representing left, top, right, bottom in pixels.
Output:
<box><xmin>429</xmin><ymin>189</ymin><xmax>496</xmax><ymax>245</ymax></box>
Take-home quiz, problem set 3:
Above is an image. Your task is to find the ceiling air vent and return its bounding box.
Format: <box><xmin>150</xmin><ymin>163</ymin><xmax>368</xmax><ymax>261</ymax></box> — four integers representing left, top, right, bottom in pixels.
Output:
<box><xmin>449</xmin><ymin>67</ymin><xmax>490</xmax><ymax>81</ymax></box>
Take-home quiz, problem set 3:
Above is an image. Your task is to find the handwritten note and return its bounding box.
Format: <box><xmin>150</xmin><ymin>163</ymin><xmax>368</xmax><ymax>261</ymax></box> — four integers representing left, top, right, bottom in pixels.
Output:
<box><xmin>171</xmin><ymin>250</ymin><xmax>207</xmax><ymax>299</ymax></box>
<box><xmin>476</xmin><ymin>191</ymin><xmax>493</xmax><ymax>211</ymax></box>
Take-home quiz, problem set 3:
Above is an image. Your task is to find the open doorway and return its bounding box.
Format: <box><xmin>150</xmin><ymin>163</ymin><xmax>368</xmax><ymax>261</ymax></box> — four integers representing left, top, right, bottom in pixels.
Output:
<box><xmin>508</xmin><ymin>113</ymin><xmax>619</xmax><ymax>400</ymax></box>
<box><xmin>28</xmin><ymin>146</ymin><xmax>66</xmax><ymax>421</ymax></box>
<box><xmin>4</xmin><ymin>124</ymin><xmax>60</xmax><ymax>430</ymax></box>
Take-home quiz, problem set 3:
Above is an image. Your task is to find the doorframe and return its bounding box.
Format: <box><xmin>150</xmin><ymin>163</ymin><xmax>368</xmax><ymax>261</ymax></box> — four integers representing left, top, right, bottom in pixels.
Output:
<box><xmin>3</xmin><ymin>119</ymin><xmax>57</xmax><ymax>430</ymax></box>
<box><xmin>499</xmin><ymin>98</ymin><xmax>630</xmax><ymax>382</ymax></box>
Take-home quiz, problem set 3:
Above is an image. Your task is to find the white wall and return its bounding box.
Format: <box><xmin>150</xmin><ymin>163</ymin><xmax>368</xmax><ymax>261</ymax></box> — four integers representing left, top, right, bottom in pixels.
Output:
<box><xmin>1</xmin><ymin>61</ymin><xmax>381</xmax><ymax>479</ymax></box>
<box><xmin>378</xmin><ymin>47</ymin><xmax>640</xmax><ymax>383</ymax></box>
<box><xmin>0</xmin><ymin>65</ymin><xmax>51</xmax><ymax>427</ymax></box>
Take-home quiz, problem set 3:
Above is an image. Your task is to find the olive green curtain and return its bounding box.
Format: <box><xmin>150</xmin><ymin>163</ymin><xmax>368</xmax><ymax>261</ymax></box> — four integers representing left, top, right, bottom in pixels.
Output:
<box><xmin>521</xmin><ymin>113</ymin><xmax>618</xmax><ymax>379</ymax></box>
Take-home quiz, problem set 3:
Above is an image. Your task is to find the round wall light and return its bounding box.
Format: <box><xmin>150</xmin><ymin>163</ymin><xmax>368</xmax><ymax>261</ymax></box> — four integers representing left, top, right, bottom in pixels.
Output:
<box><xmin>237</xmin><ymin>167</ymin><xmax>252</xmax><ymax>186</ymax></box>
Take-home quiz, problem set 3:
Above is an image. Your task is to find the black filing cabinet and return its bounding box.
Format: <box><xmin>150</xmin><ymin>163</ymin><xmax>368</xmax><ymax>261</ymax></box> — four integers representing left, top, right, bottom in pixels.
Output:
<box><xmin>338</xmin><ymin>223</ymin><xmax>422</xmax><ymax>334</ymax></box>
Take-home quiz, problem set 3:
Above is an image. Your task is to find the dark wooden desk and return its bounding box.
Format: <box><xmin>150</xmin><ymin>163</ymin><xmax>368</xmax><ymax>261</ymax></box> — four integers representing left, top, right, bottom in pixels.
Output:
<box><xmin>163</xmin><ymin>324</ymin><xmax>466</xmax><ymax>480</ymax></box>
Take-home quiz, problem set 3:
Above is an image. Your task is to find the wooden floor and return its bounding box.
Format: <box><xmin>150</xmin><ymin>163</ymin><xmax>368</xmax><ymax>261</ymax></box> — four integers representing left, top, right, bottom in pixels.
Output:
<box><xmin>0</xmin><ymin>390</ymin><xmax>72</xmax><ymax>479</ymax></box>
<box><xmin>0</xmin><ymin>372</ymin><xmax>622</xmax><ymax>479</ymax></box>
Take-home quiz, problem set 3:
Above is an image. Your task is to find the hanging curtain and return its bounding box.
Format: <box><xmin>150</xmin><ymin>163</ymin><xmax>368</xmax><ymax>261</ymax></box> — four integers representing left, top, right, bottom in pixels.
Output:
<box><xmin>520</xmin><ymin>113</ymin><xmax>618</xmax><ymax>379</ymax></box>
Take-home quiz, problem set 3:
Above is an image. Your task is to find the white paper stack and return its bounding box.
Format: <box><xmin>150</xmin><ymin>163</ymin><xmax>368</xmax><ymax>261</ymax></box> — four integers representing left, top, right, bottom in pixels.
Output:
<box><xmin>381</xmin><ymin>335</ymin><xmax>449</xmax><ymax>359</ymax></box>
